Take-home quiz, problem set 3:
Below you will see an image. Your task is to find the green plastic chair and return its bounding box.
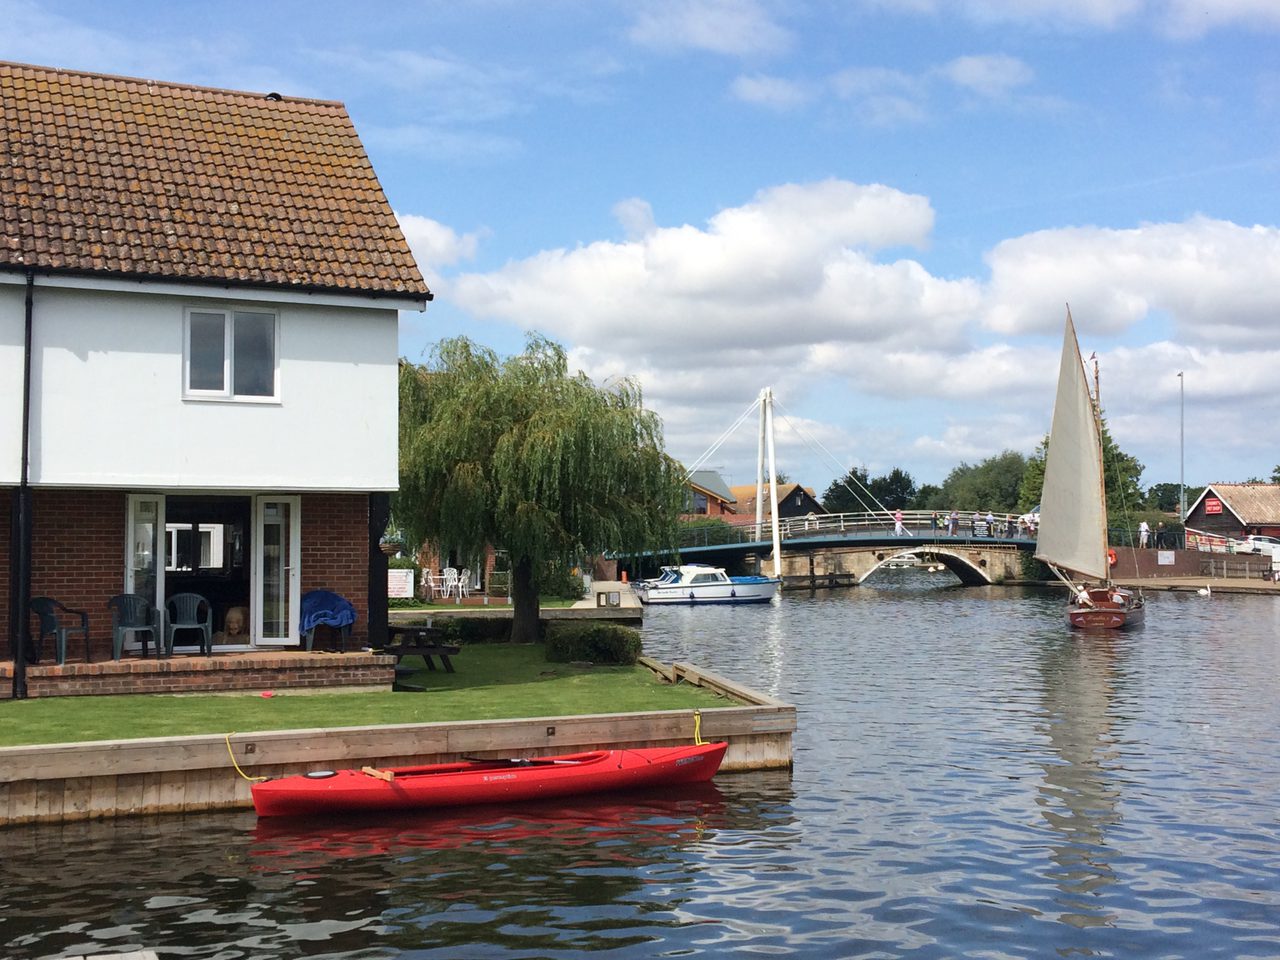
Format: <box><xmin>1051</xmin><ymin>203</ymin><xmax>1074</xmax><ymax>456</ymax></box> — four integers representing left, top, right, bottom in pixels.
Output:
<box><xmin>107</xmin><ymin>594</ymin><xmax>161</xmax><ymax>659</ymax></box>
<box><xmin>29</xmin><ymin>597</ymin><xmax>91</xmax><ymax>665</ymax></box>
<box><xmin>164</xmin><ymin>592</ymin><xmax>213</xmax><ymax>656</ymax></box>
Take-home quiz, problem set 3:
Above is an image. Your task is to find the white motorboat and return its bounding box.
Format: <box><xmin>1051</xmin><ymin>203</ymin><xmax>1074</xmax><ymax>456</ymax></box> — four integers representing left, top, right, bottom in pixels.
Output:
<box><xmin>635</xmin><ymin>564</ymin><xmax>781</xmax><ymax>605</ymax></box>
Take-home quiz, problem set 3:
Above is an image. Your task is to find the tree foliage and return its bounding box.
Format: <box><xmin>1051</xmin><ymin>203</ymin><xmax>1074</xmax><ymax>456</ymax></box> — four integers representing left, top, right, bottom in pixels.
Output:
<box><xmin>930</xmin><ymin>450</ymin><xmax>1028</xmax><ymax>512</ymax></box>
<box><xmin>821</xmin><ymin>466</ymin><xmax>872</xmax><ymax>513</ymax></box>
<box><xmin>1018</xmin><ymin>420</ymin><xmax>1145</xmax><ymax>519</ymax></box>
<box><xmin>397</xmin><ymin>335</ymin><xmax>686</xmax><ymax>642</ymax></box>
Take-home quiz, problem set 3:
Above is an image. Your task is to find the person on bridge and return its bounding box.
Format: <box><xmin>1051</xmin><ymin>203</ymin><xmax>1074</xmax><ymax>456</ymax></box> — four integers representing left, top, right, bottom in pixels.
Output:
<box><xmin>948</xmin><ymin>510</ymin><xmax>959</xmax><ymax>536</ymax></box>
<box><xmin>1139</xmin><ymin>519</ymin><xmax>1151</xmax><ymax>548</ymax></box>
<box><xmin>894</xmin><ymin>509</ymin><xmax>905</xmax><ymax>536</ymax></box>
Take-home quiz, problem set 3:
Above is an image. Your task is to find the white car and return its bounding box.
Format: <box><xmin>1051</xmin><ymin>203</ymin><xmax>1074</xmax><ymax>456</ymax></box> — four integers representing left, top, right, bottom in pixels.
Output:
<box><xmin>1240</xmin><ymin>535</ymin><xmax>1280</xmax><ymax>556</ymax></box>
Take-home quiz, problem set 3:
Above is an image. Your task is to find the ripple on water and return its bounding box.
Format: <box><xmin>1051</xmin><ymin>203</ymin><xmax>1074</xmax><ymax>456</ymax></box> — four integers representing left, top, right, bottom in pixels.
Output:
<box><xmin>3</xmin><ymin>582</ymin><xmax>1280</xmax><ymax>959</ymax></box>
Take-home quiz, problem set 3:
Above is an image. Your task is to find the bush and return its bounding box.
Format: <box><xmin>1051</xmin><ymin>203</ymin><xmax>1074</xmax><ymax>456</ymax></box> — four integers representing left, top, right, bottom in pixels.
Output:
<box><xmin>539</xmin><ymin>563</ymin><xmax>588</xmax><ymax>601</ymax></box>
<box><xmin>544</xmin><ymin>622</ymin><xmax>641</xmax><ymax>665</ymax></box>
<box><xmin>435</xmin><ymin>617</ymin><xmax>514</xmax><ymax>644</ymax></box>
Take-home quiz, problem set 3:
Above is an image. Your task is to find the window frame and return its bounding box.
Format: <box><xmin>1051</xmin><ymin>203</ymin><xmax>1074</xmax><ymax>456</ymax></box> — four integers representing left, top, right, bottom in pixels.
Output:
<box><xmin>183</xmin><ymin>306</ymin><xmax>281</xmax><ymax>402</ymax></box>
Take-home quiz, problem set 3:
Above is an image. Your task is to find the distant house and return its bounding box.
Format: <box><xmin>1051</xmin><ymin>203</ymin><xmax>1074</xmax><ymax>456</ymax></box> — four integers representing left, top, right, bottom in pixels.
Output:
<box><xmin>1</xmin><ymin>62</ymin><xmax>430</xmax><ymax>659</ymax></box>
<box><xmin>1184</xmin><ymin>484</ymin><xmax>1280</xmax><ymax>543</ymax></box>
<box><xmin>684</xmin><ymin>470</ymin><xmax>737</xmax><ymax>518</ymax></box>
<box><xmin>728</xmin><ymin>482</ymin><xmax>825</xmax><ymax>523</ymax></box>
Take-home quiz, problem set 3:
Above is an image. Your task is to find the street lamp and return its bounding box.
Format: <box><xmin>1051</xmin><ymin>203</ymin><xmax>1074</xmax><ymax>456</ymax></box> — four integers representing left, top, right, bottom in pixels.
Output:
<box><xmin>1178</xmin><ymin>371</ymin><xmax>1185</xmax><ymax>522</ymax></box>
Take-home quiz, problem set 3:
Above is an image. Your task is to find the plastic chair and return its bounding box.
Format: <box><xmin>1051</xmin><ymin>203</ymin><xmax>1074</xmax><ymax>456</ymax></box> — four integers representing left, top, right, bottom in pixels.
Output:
<box><xmin>300</xmin><ymin>590</ymin><xmax>357</xmax><ymax>651</ymax></box>
<box><xmin>440</xmin><ymin>567</ymin><xmax>458</xmax><ymax>601</ymax></box>
<box><xmin>457</xmin><ymin>567</ymin><xmax>471</xmax><ymax>599</ymax></box>
<box><xmin>29</xmin><ymin>597</ymin><xmax>91</xmax><ymax>665</ymax></box>
<box><xmin>107</xmin><ymin>594</ymin><xmax>160</xmax><ymax>660</ymax></box>
<box><xmin>164</xmin><ymin>592</ymin><xmax>213</xmax><ymax>656</ymax></box>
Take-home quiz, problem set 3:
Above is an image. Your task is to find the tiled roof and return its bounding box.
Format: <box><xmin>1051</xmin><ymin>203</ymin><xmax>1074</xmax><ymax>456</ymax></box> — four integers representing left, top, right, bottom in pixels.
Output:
<box><xmin>0</xmin><ymin>61</ymin><xmax>429</xmax><ymax>298</ymax></box>
<box><xmin>1200</xmin><ymin>484</ymin><xmax>1280</xmax><ymax>524</ymax></box>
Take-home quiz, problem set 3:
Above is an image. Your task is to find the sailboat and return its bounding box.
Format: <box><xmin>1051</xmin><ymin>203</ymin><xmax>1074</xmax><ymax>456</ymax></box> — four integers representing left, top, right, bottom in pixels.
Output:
<box><xmin>1035</xmin><ymin>311</ymin><xmax>1145</xmax><ymax>629</ymax></box>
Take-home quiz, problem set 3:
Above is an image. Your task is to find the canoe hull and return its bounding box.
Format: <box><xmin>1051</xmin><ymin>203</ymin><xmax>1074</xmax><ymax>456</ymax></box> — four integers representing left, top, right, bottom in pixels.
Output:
<box><xmin>252</xmin><ymin>742</ymin><xmax>728</xmax><ymax>818</ymax></box>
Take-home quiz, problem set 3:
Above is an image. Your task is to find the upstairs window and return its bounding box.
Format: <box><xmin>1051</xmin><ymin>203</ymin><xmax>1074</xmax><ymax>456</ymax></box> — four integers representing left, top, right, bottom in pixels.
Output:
<box><xmin>185</xmin><ymin>308</ymin><xmax>278</xmax><ymax>399</ymax></box>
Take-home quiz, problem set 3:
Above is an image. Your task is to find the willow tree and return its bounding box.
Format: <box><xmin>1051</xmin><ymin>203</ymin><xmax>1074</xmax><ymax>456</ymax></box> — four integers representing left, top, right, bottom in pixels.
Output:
<box><xmin>397</xmin><ymin>335</ymin><xmax>686</xmax><ymax>643</ymax></box>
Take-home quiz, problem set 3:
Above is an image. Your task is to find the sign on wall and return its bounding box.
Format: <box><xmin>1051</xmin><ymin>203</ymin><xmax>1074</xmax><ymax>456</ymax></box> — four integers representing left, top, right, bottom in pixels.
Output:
<box><xmin>387</xmin><ymin>568</ymin><xmax>415</xmax><ymax>598</ymax></box>
<box><xmin>1204</xmin><ymin>497</ymin><xmax>1223</xmax><ymax>515</ymax></box>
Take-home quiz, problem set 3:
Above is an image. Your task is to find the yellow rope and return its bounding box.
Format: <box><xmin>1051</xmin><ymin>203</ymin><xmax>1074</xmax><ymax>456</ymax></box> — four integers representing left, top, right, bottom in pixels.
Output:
<box><xmin>693</xmin><ymin>709</ymin><xmax>705</xmax><ymax>745</ymax></box>
<box><xmin>225</xmin><ymin>732</ymin><xmax>269</xmax><ymax>782</ymax></box>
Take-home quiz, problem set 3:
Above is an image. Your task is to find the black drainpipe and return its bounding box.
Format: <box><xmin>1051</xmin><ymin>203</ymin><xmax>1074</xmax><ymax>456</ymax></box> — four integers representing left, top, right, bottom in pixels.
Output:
<box><xmin>9</xmin><ymin>270</ymin><xmax>35</xmax><ymax>698</ymax></box>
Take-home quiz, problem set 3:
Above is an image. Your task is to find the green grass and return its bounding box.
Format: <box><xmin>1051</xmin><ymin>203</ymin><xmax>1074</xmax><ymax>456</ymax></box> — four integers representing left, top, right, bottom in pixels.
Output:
<box><xmin>0</xmin><ymin>644</ymin><xmax>731</xmax><ymax>748</ymax></box>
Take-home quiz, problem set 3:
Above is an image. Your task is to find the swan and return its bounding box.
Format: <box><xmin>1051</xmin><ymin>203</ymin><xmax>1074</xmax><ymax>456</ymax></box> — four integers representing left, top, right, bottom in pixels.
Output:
<box><xmin>1197</xmin><ymin>584</ymin><xmax>1211</xmax><ymax>597</ymax></box>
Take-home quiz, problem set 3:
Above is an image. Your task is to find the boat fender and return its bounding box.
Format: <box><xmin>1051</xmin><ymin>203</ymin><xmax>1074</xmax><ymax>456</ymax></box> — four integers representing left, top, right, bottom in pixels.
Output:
<box><xmin>730</xmin><ymin>589</ymin><xmax>736</xmax><ymax>598</ymax></box>
<box><xmin>689</xmin><ymin>591</ymin><xmax>696</xmax><ymax>601</ymax></box>
<box><xmin>1107</xmin><ymin>549</ymin><xmax>1117</xmax><ymax>567</ymax></box>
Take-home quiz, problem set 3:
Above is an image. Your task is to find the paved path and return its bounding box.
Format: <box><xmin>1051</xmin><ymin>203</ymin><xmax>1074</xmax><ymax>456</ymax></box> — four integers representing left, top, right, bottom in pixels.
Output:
<box><xmin>1116</xmin><ymin>576</ymin><xmax>1280</xmax><ymax>595</ymax></box>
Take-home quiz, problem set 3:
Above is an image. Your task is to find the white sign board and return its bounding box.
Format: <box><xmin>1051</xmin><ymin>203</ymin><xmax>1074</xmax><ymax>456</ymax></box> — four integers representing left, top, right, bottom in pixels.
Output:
<box><xmin>1156</xmin><ymin>550</ymin><xmax>1175</xmax><ymax>566</ymax></box>
<box><xmin>387</xmin><ymin>568</ymin><xmax>415</xmax><ymax>598</ymax></box>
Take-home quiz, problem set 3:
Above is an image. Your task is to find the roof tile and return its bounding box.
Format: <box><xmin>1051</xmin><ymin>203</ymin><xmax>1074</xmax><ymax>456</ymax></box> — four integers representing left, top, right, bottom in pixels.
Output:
<box><xmin>0</xmin><ymin>61</ymin><xmax>428</xmax><ymax>298</ymax></box>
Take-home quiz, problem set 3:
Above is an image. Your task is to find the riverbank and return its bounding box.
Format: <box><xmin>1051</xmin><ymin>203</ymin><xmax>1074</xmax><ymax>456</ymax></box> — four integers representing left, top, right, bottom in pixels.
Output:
<box><xmin>0</xmin><ymin>651</ymin><xmax>796</xmax><ymax>825</ymax></box>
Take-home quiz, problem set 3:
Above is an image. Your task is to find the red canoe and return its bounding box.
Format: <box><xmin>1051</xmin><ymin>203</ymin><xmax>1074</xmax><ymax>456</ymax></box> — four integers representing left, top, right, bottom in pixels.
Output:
<box><xmin>252</xmin><ymin>741</ymin><xmax>728</xmax><ymax>818</ymax></box>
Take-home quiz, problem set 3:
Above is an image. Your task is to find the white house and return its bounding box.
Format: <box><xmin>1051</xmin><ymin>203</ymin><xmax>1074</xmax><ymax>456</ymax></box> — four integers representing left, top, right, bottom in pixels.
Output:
<box><xmin>1</xmin><ymin>61</ymin><xmax>430</xmax><ymax>664</ymax></box>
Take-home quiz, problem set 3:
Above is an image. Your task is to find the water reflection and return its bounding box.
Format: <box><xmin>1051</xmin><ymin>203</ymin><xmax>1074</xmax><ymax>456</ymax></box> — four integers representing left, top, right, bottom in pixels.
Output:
<box><xmin>4</xmin><ymin>581</ymin><xmax>1280</xmax><ymax>959</ymax></box>
<box><xmin>1035</xmin><ymin>635</ymin><xmax>1125</xmax><ymax>930</ymax></box>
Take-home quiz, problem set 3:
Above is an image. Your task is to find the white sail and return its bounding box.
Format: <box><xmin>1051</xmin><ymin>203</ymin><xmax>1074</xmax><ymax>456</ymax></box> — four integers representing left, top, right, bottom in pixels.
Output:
<box><xmin>1034</xmin><ymin>313</ymin><xmax>1109</xmax><ymax>582</ymax></box>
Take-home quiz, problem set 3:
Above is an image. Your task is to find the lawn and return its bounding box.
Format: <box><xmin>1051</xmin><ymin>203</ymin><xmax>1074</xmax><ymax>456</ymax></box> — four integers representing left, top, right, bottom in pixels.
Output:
<box><xmin>0</xmin><ymin>644</ymin><xmax>732</xmax><ymax>748</ymax></box>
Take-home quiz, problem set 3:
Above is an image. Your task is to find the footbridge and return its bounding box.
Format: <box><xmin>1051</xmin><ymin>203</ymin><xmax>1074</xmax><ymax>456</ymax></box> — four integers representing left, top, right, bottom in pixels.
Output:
<box><xmin>645</xmin><ymin>510</ymin><xmax>1038</xmax><ymax>588</ymax></box>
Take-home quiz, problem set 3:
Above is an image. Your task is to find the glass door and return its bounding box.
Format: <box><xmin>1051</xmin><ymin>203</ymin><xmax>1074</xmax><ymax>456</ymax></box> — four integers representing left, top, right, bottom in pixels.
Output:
<box><xmin>126</xmin><ymin>494</ymin><xmax>165</xmax><ymax>612</ymax></box>
<box><xmin>254</xmin><ymin>496</ymin><xmax>301</xmax><ymax>646</ymax></box>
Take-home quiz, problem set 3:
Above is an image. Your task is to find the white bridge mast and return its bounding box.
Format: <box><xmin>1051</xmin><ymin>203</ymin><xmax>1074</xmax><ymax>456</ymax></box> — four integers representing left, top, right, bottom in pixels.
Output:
<box><xmin>754</xmin><ymin>387</ymin><xmax>783</xmax><ymax>578</ymax></box>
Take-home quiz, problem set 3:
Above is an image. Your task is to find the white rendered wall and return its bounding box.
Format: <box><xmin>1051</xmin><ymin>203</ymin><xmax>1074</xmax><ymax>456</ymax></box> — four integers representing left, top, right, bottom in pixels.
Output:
<box><xmin>15</xmin><ymin>283</ymin><xmax>399</xmax><ymax>491</ymax></box>
<box><xmin>0</xmin><ymin>282</ymin><xmax>26</xmax><ymax>485</ymax></box>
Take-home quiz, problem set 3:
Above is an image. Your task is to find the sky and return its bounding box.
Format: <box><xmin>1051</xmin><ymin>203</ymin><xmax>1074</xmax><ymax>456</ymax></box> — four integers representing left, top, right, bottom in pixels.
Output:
<box><xmin>4</xmin><ymin>0</ymin><xmax>1279</xmax><ymax>495</ymax></box>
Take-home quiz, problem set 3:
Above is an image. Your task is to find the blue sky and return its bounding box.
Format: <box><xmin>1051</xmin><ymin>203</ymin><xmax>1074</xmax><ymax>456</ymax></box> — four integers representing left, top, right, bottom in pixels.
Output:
<box><xmin>5</xmin><ymin>0</ymin><xmax>1279</xmax><ymax>494</ymax></box>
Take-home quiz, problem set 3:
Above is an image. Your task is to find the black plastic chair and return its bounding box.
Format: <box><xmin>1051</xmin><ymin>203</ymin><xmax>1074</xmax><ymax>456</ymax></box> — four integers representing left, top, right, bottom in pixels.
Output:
<box><xmin>29</xmin><ymin>597</ymin><xmax>91</xmax><ymax>665</ymax></box>
<box><xmin>107</xmin><ymin>594</ymin><xmax>161</xmax><ymax>659</ymax></box>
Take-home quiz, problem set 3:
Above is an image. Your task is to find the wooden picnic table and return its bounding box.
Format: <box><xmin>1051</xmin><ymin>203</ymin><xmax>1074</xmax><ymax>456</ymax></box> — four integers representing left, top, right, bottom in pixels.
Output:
<box><xmin>382</xmin><ymin>625</ymin><xmax>461</xmax><ymax>673</ymax></box>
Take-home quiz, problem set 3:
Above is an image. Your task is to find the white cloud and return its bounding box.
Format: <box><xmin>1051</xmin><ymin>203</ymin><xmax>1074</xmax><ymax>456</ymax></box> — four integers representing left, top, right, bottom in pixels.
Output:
<box><xmin>450</xmin><ymin>179</ymin><xmax>956</xmax><ymax>356</ymax></box>
<box><xmin>731</xmin><ymin>72</ymin><xmax>814</xmax><ymax>109</ymax></box>
<box><xmin>938</xmin><ymin>54</ymin><xmax>1034</xmax><ymax>99</ymax></box>
<box><xmin>436</xmin><ymin>186</ymin><xmax>1280</xmax><ymax>487</ymax></box>
<box><xmin>397</xmin><ymin>213</ymin><xmax>485</xmax><ymax>289</ymax></box>
<box><xmin>983</xmin><ymin>217</ymin><xmax>1280</xmax><ymax>345</ymax></box>
<box><xmin>859</xmin><ymin>0</ymin><xmax>1280</xmax><ymax>35</ymax></box>
<box><xmin>628</xmin><ymin>0</ymin><xmax>793</xmax><ymax>57</ymax></box>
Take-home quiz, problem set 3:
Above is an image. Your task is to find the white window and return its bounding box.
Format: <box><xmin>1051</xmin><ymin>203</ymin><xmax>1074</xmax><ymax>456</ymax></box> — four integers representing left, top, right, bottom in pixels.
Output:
<box><xmin>184</xmin><ymin>307</ymin><xmax>278</xmax><ymax>399</ymax></box>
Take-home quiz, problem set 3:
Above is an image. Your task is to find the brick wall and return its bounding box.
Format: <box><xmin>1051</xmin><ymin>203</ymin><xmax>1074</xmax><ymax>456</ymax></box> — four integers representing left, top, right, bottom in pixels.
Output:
<box><xmin>300</xmin><ymin>492</ymin><xmax>371</xmax><ymax>647</ymax></box>
<box><xmin>2</xmin><ymin>489</ymin><xmax>372</xmax><ymax>661</ymax></box>
<box><xmin>30</xmin><ymin>489</ymin><xmax>126</xmax><ymax>660</ymax></box>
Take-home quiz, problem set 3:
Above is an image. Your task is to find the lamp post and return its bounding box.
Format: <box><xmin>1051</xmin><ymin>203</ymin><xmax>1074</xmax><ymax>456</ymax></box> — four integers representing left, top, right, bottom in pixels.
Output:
<box><xmin>1178</xmin><ymin>371</ymin><xmax>1185</xmax><ymax>522</ymax></box>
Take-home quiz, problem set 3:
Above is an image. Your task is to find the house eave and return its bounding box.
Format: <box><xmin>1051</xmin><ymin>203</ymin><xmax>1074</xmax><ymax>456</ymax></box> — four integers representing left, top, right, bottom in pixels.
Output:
<box><xmin>0</xmin><ymin>265</ymin><xmax>431</xmax><ymax>312</ymax></box>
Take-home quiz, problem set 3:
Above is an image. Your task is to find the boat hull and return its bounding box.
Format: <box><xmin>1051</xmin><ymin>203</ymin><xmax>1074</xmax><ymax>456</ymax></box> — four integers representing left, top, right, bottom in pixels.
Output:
<box><xmin>1067</xmin><ymin>588</ymin><xmax>1145</xmax><ymax>630</ymax></box>
<box><xmin>637</xmin><ymin>577</ymin><xmax>780</xmax><ymax>605</ymax></box>
<box><xmin>252</xmin><ymin>742</ymin><xmax>728</xmax><ymax>818</ymax></box>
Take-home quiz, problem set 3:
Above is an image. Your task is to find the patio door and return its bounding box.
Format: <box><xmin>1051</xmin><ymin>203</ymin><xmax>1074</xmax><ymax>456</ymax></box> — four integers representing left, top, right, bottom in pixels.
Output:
<box><xmin>126</xmin><ymin>495</ymin><xmax>166</xmax><ymax>613</ymax></box>
<box><xmin>254</xmin><ymin>496</ymin><xmax>301</xmax><ymax>646</ymax></box>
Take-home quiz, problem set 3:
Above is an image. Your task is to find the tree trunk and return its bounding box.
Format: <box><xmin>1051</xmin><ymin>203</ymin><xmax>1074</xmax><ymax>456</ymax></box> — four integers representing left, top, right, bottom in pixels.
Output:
<box><xmin>510</xmin><ymin>555</ymin><xmax>541</xmax><ymax>644</ymax></box>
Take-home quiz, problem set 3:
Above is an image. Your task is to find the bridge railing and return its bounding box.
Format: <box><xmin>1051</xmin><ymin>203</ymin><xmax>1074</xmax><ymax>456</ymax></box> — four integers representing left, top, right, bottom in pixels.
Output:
<box><xmin>675</xmin><ymin>510</ymin><xmax>1036</xmax><ymax>549</ymax></box>
<box><xmin>780</xmin><ymin>510</ymin><xmax>1033</xmax><ymax>541</ymax></box>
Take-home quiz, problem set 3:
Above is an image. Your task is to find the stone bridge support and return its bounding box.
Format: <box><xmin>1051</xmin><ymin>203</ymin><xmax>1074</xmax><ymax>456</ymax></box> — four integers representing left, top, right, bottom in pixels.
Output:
<box><xmin>780</xmin><ymin>543</ymin><xmax>1026</xmax><ymax>588</ymax></box>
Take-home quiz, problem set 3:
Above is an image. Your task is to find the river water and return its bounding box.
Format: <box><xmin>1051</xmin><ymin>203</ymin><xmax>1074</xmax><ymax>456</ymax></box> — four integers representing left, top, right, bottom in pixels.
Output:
<box><xmin>3</xmin><ymin>573</ymin><xmax>1279</xmax><ymax>959</ymax></box>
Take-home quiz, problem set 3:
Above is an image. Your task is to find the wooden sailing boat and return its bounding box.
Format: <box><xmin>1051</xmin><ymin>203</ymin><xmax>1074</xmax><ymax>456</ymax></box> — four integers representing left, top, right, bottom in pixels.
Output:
<box><xmin>1035</xmin><ymin>311</ymin><xmax>1145</xmax><ymax>629</ymax></box>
